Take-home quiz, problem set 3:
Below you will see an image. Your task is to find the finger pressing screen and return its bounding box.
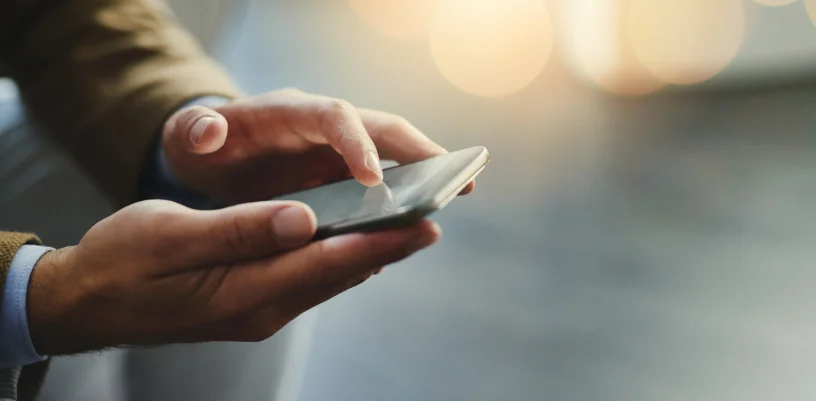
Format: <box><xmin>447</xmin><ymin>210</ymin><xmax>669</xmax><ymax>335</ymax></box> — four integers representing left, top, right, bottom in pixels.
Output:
<box><xmin>314</xmin><ymin>98</ymin><xmax>383</xmax><ymax>187</ymax></box>
<box><xmin>358</xmin><ymin>108</ymin><xmax>475</xmax><ymax>195</ymax></box>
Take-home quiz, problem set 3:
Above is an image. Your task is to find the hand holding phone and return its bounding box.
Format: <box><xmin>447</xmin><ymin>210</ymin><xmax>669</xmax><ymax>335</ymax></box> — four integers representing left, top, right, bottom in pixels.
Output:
<box><xmin>271</xmin><ymin>146</ymin><xmax>490</xmax><ymax>239</ymax></box>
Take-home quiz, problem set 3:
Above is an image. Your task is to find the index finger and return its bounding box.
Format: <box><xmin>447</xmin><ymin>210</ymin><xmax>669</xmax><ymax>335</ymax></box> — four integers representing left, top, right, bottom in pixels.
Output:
<box><xmin>210</xmin><ymin>220</ymin><xmax>442</xmax><ymax>316</ymax></box>
<box><xmin>357</xmin><ymin>108</ymin><xmax>475</xmax><ymax>195</ymax></box>
<box><xmin>314</xmin><ymin>99</ymin><xmax>383</xmax><ymax>187</ymax></box>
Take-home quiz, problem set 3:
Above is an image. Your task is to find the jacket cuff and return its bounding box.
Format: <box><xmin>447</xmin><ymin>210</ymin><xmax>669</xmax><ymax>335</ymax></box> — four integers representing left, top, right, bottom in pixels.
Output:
<box><xmin>0</xmin><ymin>232</ymin><xmax>41</xmax><ymax>291</ymax></box>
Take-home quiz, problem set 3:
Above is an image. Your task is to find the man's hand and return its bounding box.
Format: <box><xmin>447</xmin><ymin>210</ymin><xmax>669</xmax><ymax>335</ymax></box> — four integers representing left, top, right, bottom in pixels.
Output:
<box><xmin>161</xmin><ymin>89</ymin><xmax>475</xmax><ymax>205</ymax></box>
<box><xmin>27</xmin><ymin>200</ymin><xmax>439</xmax><ymax>356</ymax></box>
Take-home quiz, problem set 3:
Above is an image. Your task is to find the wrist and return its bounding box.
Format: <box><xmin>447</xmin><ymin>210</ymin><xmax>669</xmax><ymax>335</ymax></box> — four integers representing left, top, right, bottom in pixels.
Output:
<box><xmin>27</xmin><ymin>246</ymin><xmax>90</xmax><ymax>356</ymax></box>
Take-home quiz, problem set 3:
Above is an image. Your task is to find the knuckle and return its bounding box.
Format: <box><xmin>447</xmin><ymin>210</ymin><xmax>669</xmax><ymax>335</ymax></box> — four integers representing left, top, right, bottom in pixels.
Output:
<box><xmin>215</xmin><ymin>209</ymin><xmax>276</xmax><ymax>257</ymax></box>
<box><xmin>390</xmin><ymin>115</ymin><xmax>412</xmax><ymax>131</ymax></box>
<box><xmin>125</xmin><ymin>201</ymin><xmax>189</xmax><ymax>259</ymax></box>
<box><xmin>323</xmin><ymin>99</ymin><xmax>355</xmax><ymax>119</ymax></box>
<box><xmin>141</xmin><ymin>202</ymin><xmax>186</xmax><ymax>231</ymax></box>
<box><xmin>319</xmin><ymin>99</ymin><xmax>363</xmax><ymax>146</ymax></box>
<box><xmin>220</xmin><ymin>214</ymin><xmax>253</xmax><ymax>256</ymax></box>
<box><xmin>308</xmin><ymin>242</ymin><xmax>338</xmax><ymax>283</ymax></box>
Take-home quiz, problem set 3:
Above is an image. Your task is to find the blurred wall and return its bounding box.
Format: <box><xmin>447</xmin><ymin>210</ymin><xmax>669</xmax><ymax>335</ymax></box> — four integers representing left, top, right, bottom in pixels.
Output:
<box><xmin>165</xmin><ymin>0</ymin><xmax>235</xmax><ymax>50</ymax></box>
<box><xmin>5</xmin><ymin>1</ymin><xmax>816</xmax><ymax>401</ymax></box>
<box><xmin>210</xmin><ymin>2</ymin><xmax>816</xmax><ymax>401</ymax></box>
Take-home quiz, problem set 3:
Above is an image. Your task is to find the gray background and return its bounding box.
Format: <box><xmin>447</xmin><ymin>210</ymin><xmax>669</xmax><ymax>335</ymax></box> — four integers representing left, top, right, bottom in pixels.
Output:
<box><xmin>3</xmin><ymin>0</ymin><xmax>816</xmax><ymax>400</ymax></box>
<box><xmin>218</xmin><ymin>2</ymin><xmax>816</xmax><ymax>400</ymax></box>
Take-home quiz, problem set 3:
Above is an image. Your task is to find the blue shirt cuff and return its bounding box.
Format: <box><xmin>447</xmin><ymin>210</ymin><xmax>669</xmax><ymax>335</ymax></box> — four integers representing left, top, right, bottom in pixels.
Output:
<box><xmin>0</xmin><ymin>245</ymin><xmax>53</xmax><ymax>367</ymax></box>
<box><xmin>139</xmin><ymin>96</ymin><xmax>231</xmax><ymax>209</ymax></box>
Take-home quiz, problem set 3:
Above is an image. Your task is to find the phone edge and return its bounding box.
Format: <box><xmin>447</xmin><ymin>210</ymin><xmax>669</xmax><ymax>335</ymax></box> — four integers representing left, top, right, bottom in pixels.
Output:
<box><xmin>311</xmin><ymin>147</ymin><xmax>490</xmax><ymax>240</ymax></box>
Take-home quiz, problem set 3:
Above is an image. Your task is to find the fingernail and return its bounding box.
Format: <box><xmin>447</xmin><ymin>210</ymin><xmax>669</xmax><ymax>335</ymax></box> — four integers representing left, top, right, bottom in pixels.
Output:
<box><xmin>273</xmin><ymin>206</ymin><xmax>315</xmax><ymax>246</ymax></box>
<box><xmin>191</xmin><ymin>117</ymin><xmax>214</xmax><ymax>145</ymax></box>
<box><xmin>365</xmin><ymin>150</ymin><xmax>383</xmax><ymax>180</ymax></box>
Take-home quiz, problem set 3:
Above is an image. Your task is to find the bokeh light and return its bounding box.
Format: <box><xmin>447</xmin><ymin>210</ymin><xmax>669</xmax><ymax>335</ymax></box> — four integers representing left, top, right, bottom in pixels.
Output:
<box><xmin>754</xmin><ymin>0</ymin><xmax>798</xmax><ymax>6</ymax></box>
<box><xmin>349</xmin><ymin>0</ymin><xmax>440</xmax><ymax>40</ymax></box>
<box><xmin>564</xmin><ymin>0</ymin><xmax>665</xmax><ymax>96</ymax></box>
<box><xmin>806</xmin><ymin>0</ymin><xmax>816</xmax><ymax>25</ymax></box>
<box><xmin>628</xmin><ymin>0</ymin><xmax>746</xmax><ymax>85</ymax></box>
<box><xmin>429</xmin><ymin>0</ymin><xmax>553</xmax><ymax>97</ymax></box>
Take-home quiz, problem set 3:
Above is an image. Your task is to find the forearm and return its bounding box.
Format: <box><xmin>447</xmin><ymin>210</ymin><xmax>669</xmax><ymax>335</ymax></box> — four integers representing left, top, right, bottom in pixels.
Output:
<box><xmin>0</xmin><ymin>0</ymin><xmax>241</xmax><ymax>205</ymax></box>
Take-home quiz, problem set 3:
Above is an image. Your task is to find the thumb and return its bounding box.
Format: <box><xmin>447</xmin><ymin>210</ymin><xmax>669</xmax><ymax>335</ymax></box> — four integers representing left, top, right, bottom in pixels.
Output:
<box><xmin>163</xmin><ymin>105</ymin><xmax>229</xmax><ymax>155</ymax></box>
<box><xmin>159</xmin><ymin>200</ymin><xmax>318</xmax><ymax>269</ymax></box>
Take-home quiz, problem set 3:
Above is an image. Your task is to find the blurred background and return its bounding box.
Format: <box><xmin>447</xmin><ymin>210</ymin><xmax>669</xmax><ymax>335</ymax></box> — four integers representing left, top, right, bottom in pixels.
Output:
<box><xmin>2</xmin><ymin>0</ymin><xmax>816</xmax><ymax>400</ymax></box>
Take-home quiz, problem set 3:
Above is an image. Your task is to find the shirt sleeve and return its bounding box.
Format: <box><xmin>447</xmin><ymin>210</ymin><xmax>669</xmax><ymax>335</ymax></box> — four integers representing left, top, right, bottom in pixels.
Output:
<box><xmin>138</xmin><ymin>96</ymin><xmax>231</xmax><ymax>209</ymax></box>
<box><xmin>0</xmin><ymin>245</ymin><xmax>52</xmax><ymax>368</ymax></box>
<box><xmin>1</xmin><ymin>96</ymin><xmax>230</xmax><ymax>367</ymax></box>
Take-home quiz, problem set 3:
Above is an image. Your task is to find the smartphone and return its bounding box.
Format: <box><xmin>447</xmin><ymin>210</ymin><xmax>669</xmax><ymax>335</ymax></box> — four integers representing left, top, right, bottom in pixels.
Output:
<box><xmin>271</xmin><ymin>146</ymin><xmax>490</xmax><ymax>240</ymax></box>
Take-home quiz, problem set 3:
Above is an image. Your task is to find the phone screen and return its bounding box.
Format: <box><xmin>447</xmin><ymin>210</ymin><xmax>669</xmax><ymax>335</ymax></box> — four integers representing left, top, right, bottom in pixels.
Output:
<box><xmin>272</xmin><ymin>146</ymin><xmax>487</xmax><ymax>228</ymax></box>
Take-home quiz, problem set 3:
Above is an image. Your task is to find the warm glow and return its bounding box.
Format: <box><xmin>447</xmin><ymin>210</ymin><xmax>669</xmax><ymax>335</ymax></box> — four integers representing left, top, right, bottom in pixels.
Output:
<box><xmin>349</xmin><ymin>0</ymin><xmax>440</xmax><ymax>39</ymax></box>
<box><xmin>754</xmin><ymin>0</ymin><xmax>798</xmax><ymax>6</ymax></box>
<box><xmin>628</xmin><ymin>0</ymin><xmax>746</xmax><ymax>85</ymax></box>
<box><xmin>564</xmin><ymin>0</ymin><xmax>665</xmax><ymax>96</ymax></box>
<box><xmin>429</xmin><ymin>0</ymin><xmax>553</xmax><ymax>97</ymax></box>
<box><xmin>806</xmin><ymin>0</ymin><xmax>816</xmax><ymax>25</ymax></box>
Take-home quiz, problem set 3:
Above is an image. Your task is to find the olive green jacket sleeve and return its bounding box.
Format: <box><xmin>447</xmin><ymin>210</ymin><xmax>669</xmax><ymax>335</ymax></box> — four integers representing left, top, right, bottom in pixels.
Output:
<box><xmin>1</xmin><ymin>1</ymin><xmax>243</xmax><ymax>399</ymax></box>
<box><xmin>0</xmin><ymin>0</ymin><xmax>242</xmax><ymax>205</ymax></box>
